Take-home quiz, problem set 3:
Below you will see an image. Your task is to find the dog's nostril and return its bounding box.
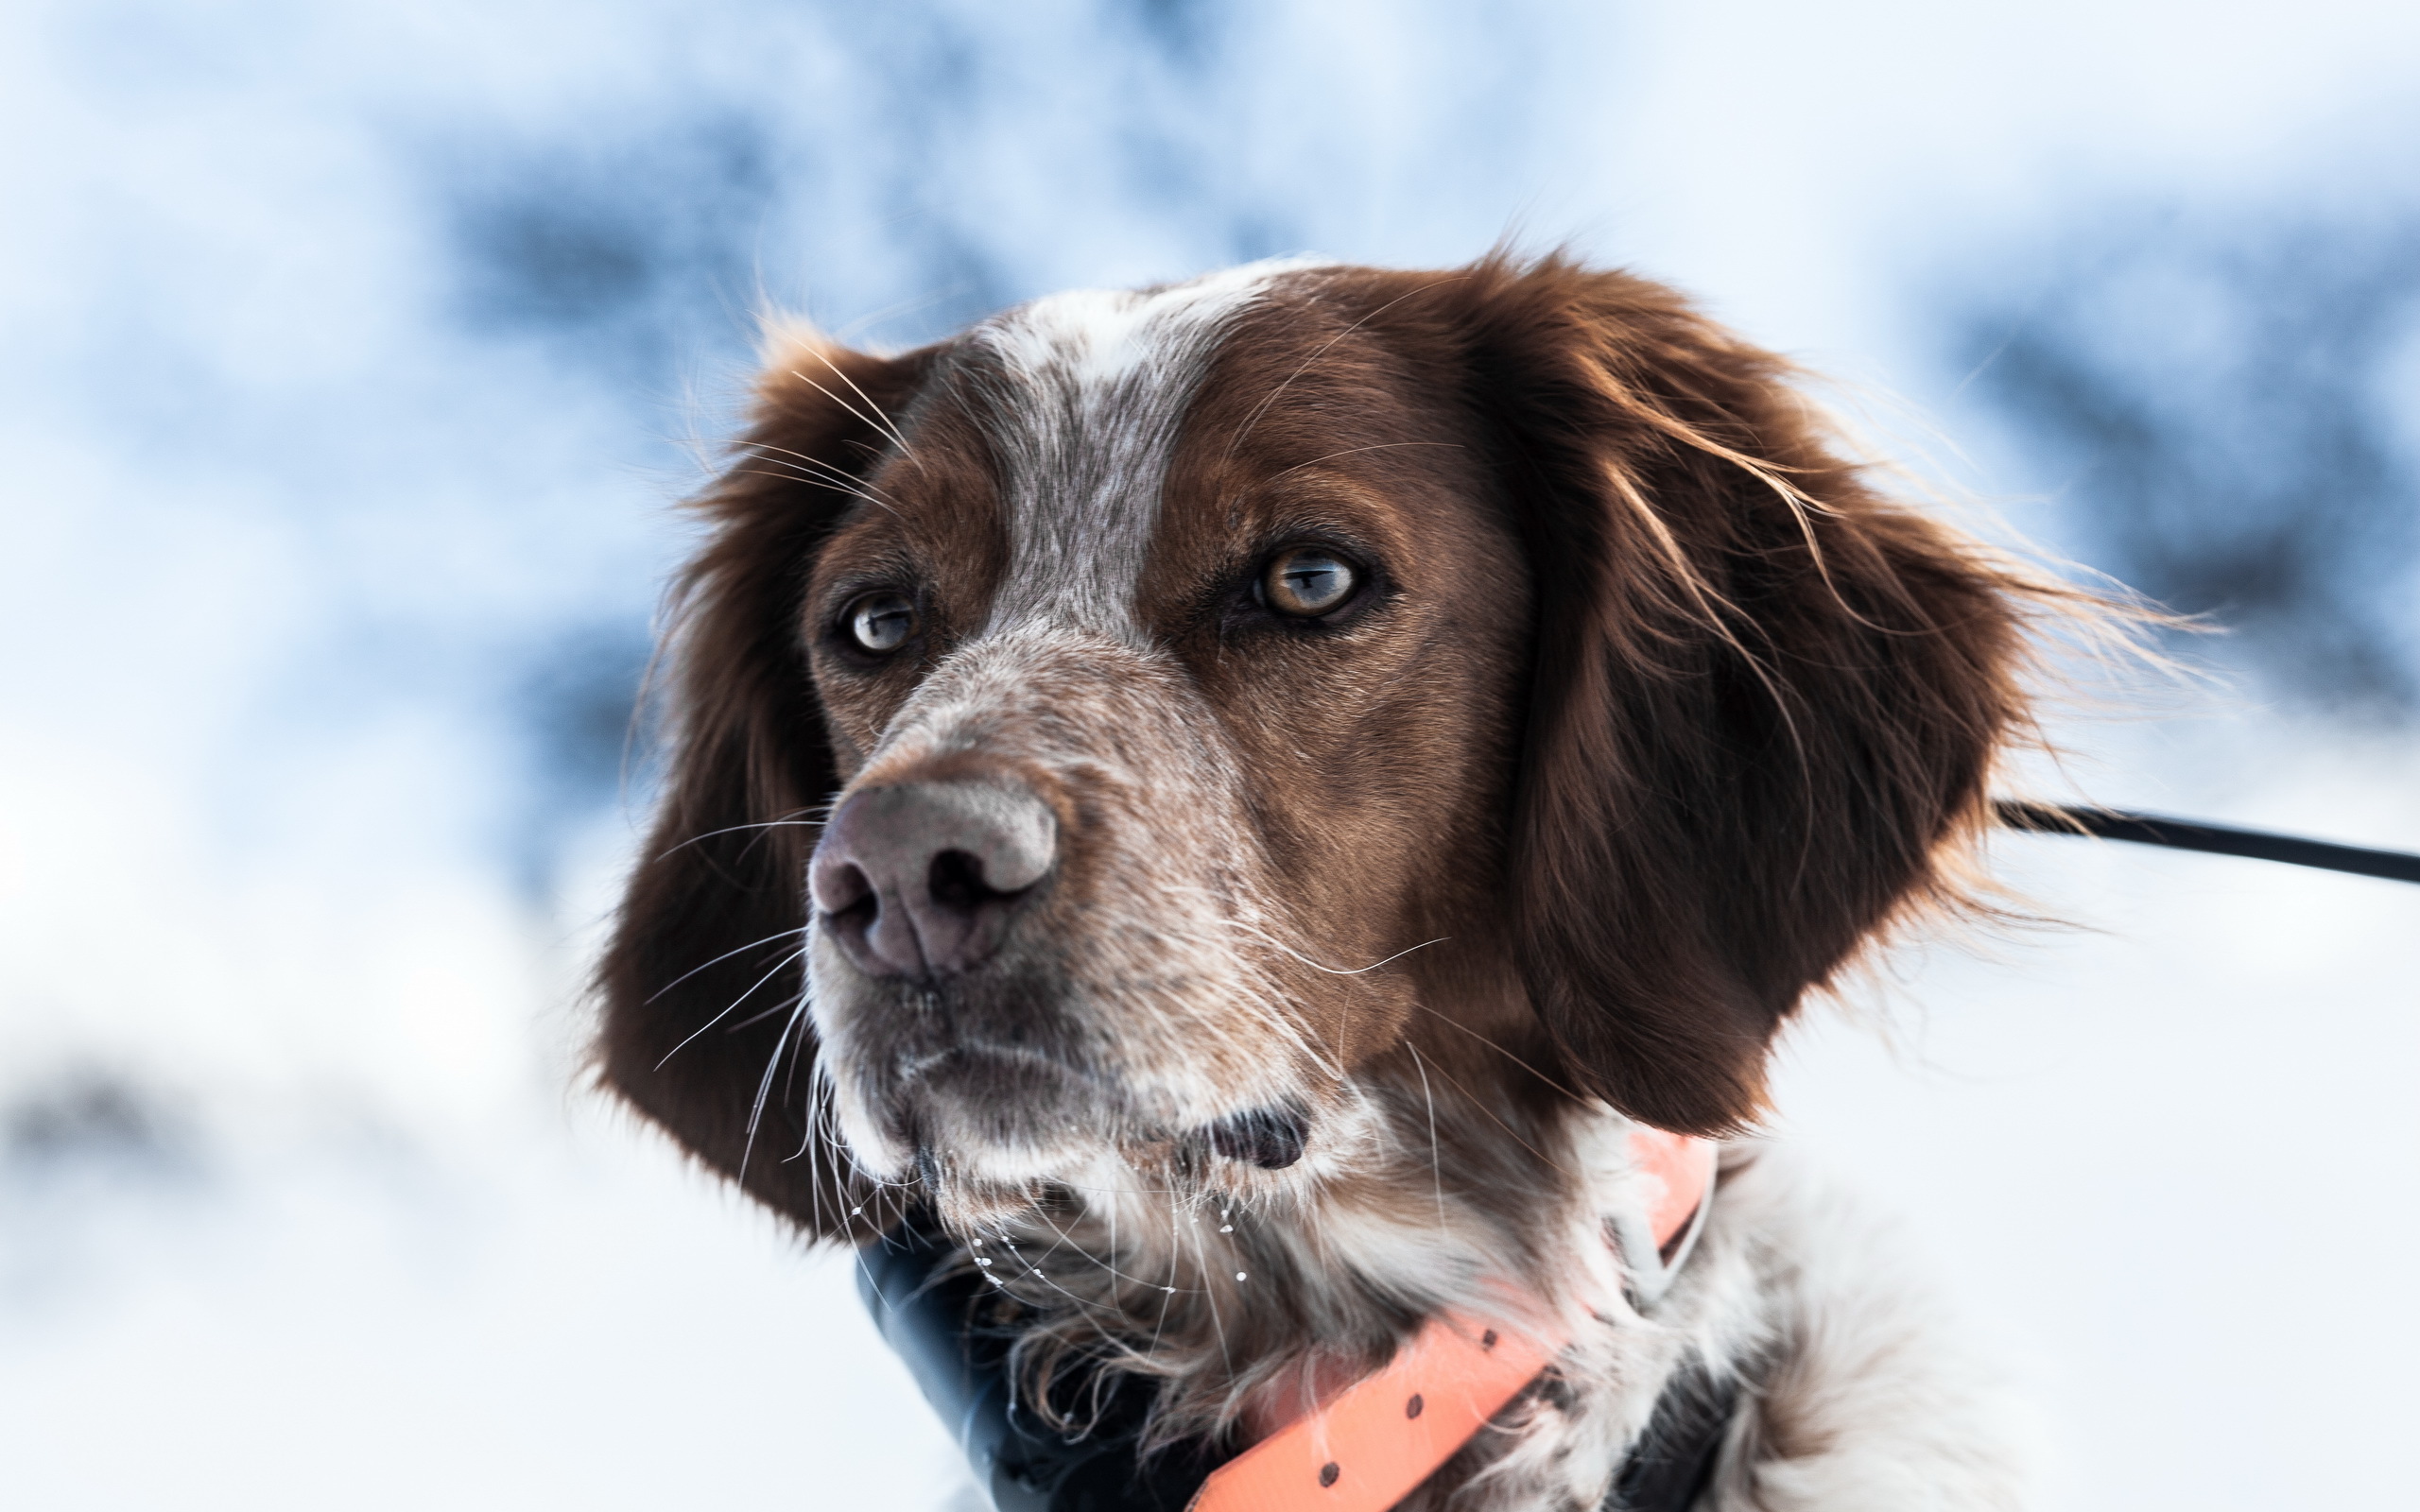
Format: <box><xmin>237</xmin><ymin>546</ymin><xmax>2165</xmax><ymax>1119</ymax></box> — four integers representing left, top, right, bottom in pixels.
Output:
<box><xmin>926</xmin><ymin>848</ymin><xmax>1025</xmax><ymax>914</ymax></box>
<box><xmin>818</xmin><ymin>862</ymin><xmax>882</xmax><ymax>958</ymax></box>
<box><xmin>817</xmin><ymin>859</ymin><xmax>876</xmax><ymax>917</ymax></box>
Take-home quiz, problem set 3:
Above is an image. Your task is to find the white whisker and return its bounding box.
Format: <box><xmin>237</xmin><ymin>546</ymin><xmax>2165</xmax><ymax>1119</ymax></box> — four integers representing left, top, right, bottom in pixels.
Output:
<box><xmin>651</xmin><ymin>943</ymin><xmax>811</xmax><ymax>1070</ymax></box>
<box><xmin>735</xmin><ymin>997</ymin><xmax>808</xmax><ymax>1182</ymax></box>
<box><xmin>791</xmin><ymin>344</ymin><xmax>921</xmax><ymax>463</ymax></box>
<box><xmin>1219</xmin><ymin>275</ymin><xmax>1469</xmax><ymax>460</ymax></box>
<box><xmin>650</xmin><ymin>815</ymin><xmax>826</xmax><ymax>865</ymax></box>
<box><xmin>641</xmin><ymin>923</ymin><xmax>810</xmax><ymax>1005</ymax></box>
<box><xmin>1406</xmin><ymin>1040</ymin><xmax>1448</xmax><ymax>1238</ymax></box>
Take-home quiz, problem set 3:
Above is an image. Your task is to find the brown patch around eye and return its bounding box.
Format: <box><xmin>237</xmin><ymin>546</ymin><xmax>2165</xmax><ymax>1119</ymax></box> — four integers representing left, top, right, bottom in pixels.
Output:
<box><xmin>1259</xmin><ymin>546</ymin><xmax>1358</xmax><ymax>617</ymax></box>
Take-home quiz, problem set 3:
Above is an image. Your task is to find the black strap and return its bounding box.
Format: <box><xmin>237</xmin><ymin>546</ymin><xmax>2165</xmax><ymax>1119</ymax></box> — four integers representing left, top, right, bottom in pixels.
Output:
<box><xmin>1604</xmin><ymin>1365</ymin><xmax>1739</xmax><ymax>1512</ymax></box>
<box><xmin>860</xmin><ymin>1209</ymin><xmax>1746</xmax><ymax>1512</ymax></box>
<box><xmin>1996</xmin><ymin>799</ymin><xmax>2420</xmax><ymax>885</ymax></box>
<box><xmin>856</xmin><ymin>1211</ymin><xmax>1219</xmax><ymax>1511</ymax></box>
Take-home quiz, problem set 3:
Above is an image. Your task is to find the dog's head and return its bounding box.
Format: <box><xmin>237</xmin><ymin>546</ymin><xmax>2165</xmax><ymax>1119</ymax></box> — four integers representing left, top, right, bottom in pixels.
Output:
<box><xmin>596</xmin><ymin>255</ymin><xmax>2034</xmax><ymax>1235</ymax></box>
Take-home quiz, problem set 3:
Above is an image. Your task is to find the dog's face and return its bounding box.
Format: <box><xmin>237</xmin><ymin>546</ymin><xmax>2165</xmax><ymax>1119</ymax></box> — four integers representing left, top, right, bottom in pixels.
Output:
<box><xmin>597</xmin><ymin>256</ymin><xmax>2035</xmax><ymax>1236</ymax></box>
<box><xmin>797</xmin><ymin>267</ymin><xmax>1531</xmax><ymax>1192</ymax></box>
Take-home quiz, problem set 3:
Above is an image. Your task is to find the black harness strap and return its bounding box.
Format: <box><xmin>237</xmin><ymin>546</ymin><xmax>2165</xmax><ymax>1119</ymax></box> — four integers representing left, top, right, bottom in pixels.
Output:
<box><xmin>1997</xmin><ymin>800</ymin><xmax>2420</xmax><ymax>885</ymax></box>
<box><xmin>1604</xmin><ymin>1365</ymin><xmax>1740</xmax><ymax>1512</ymax></box>
<box><xmin>857</xmin><ymin>1211</ymin><xmax>1218</xmax><ymax>1511</ymax></box>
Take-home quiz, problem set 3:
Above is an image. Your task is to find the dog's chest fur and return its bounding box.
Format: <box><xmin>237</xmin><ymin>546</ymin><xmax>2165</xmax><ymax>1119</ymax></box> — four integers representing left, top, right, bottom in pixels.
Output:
<box><xmin>960</xmin><ymin>1114</ymin><xmax>2026</xmax><ymax>1512</ymax></box>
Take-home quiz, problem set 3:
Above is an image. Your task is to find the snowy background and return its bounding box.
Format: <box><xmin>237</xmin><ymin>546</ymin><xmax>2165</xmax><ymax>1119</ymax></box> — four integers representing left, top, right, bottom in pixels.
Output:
<box><xmin>4</xmin><ymin>2</ymin><xmax>2416</xmax><ymax>1507</ymax></box>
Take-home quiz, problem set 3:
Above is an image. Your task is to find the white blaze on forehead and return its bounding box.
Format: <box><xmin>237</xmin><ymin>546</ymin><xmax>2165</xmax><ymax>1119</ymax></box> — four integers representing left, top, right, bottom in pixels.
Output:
<box><xmin>970</xmin><ymin>257</ymin><xmax>1323</xmax><ymax>641</ymax></box>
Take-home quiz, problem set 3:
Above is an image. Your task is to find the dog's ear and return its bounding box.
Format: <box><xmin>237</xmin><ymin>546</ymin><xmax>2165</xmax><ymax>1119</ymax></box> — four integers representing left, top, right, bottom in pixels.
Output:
<box><xmin>1409</xmin><ymin>256</ymin><xmax>2036</xmax><ymax>1135</ymax></box>
<box><xmin>596</xmin><ymin>329</ymin><xmax>929</xmax><ymax>1239</ymax></box>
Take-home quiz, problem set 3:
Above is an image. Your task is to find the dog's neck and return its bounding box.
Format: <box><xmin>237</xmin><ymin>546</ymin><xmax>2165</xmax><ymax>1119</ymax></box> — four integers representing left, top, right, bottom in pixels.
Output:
<box><xmin>943</xmin><ymin>1031</ymin><xmax>1625</xmax><ymax>1448</ymax></box>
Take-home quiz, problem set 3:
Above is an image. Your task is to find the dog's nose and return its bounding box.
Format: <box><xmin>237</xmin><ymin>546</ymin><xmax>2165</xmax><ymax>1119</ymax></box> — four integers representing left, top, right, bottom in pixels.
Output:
<box><xmin>809</xmin><ymin>781</ymin><xmax>1059</xmax><ymax>978</ymax></box>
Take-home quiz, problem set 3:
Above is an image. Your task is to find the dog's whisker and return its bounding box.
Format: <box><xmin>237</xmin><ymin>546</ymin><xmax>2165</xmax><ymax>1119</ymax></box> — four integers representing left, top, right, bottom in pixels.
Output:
<box><xmin>746</xmin><ymin>438</ymin><xmax>909</xmax><ymax>503</ymax></box>
<box><xmin>738</xmin><ymin>444</ymin><xmax>913</xmax><ymax>520</ymax></box>
<box><xmin>638</xmin><ymin>922</ymin><xmax>811</xmax><ymax>1005</ymax></box>
<box><xmin>775</xmin><ymin>984</ymin><xmax>822</xmax><ymax>1115</ymax></box>
<box><xmin>735</xmin><ymin>460</ymin><xmax>901</xmax><ymax>519</ymax></box>
<box><xmin>1404</xmin><ymin>1000</ymin><xmax>1592</xmax><ymax>1107</ymax></box>
<box><xmin>1019</xmin><ymin>1199</ymin><xmax>1181</xmax><ymax>1297</ymax></box>
<box><xmin>1406</xmin><ymin>1040</ymin><xmax>1448</xmax><ymax>1241</ymax></box>
<box><xmin>1257</xmin><ymin>439</ymin><xmax>1466</xmax><ymax>487</ymax></box>
<box><xmin>649</xmin><ymin>816</ymin><xmax>826</xmax><ymax>864</ymax></box>
<box><xmin>650</xmin><ymin>943</ymin><xmax>811</xmax><ymax>1070</ymax></box>
<box><xmin>1272</xmin><ymin>934</ymin><xmax>1450</xmax><ymax>977</ymax></box>
<box><xmin>1160</xmin><ymin>898</ymin><xmax>1446</xmax><ymax>979</ymax></box>
<box><xmin>735</xmin><ymin>998</ymin><xmax>808</xmax><ymax>1183</ymax></box>
<box><xmin>1400</xmin><ymin>1051</ymin><xmax>1580</xmax><ymax>1186</ymax></box>
<box><xmin>1132</xmin><ymin>905</ymin><xmax>1377</xmax><ymax>1078</ymax></box>
<box><xmin>1219</xmin><ymin>273</ymin><xmax>1471</xmax><ymax>460</ymax></box>
<box><xmin>732</xmin><ymin>995</ymin><xmax>804</xmax><ymax>1035</ymax></box>
<box><xmin>1182</xmin><ymin>1191</ymin><xmax>1235</xmax><ymax>1380</ymax></box>
<box><xmin>786</xmin><ymin>349</ymin><xmax>921</xmax><ymax>465</ymax></box>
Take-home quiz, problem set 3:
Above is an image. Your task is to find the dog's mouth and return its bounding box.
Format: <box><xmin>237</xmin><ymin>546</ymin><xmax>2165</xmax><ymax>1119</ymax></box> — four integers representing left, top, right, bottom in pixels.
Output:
<box><xmin>1184</xmin><ymin>1102</ymin><xmax>1309</xmax><ymax>1170</ymax></box>
<box><xmin>879</xmin><ymin>1040</ymin><xmax>1313</xmax><ymax>1184</ymax></box>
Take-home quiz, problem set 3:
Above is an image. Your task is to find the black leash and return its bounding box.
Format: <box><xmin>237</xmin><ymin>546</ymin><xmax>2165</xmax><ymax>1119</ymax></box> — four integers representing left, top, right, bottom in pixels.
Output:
<box><xmin>1996</xmin><ymin>800</ymin><xmax>2420</xmax><ymax>885</ymax></box>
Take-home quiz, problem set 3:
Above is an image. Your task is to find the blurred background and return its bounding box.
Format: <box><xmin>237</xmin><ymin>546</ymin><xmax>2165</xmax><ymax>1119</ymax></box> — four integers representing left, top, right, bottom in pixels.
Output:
<box><xmin>3</xmin><ymin>2</ymin><xmax>2415</xmax><ymax>1507</ymax></box>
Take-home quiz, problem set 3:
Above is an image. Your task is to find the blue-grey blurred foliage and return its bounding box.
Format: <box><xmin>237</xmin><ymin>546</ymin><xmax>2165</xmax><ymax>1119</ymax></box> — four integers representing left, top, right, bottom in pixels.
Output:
<box><xmin>1953</xmin><ymin>204</ymin><xmax>2420</xmax><ymax>719</ymax></box>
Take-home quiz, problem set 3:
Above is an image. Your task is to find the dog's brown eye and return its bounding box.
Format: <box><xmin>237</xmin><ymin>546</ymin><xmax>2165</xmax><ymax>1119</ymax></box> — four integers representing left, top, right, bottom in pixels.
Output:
<box><xmin>846</xmin><ymin>591</ymin><xmax>919</xmax><ymax>653</ymax></box>
<box><xmin>1260</xmin><ymin>548</ymin><xmax>1357</xmax><ymax>617</ymax></box>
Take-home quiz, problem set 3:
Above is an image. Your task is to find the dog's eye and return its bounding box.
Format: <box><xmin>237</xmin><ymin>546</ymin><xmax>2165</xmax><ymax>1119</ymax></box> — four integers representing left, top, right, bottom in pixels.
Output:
<box><xmin>1259</xmin><ymin>548</ymin><xmax>1358</xmax><ymax>617</ymax></box>
<box><xmin>845</xmin><ymin>591</ymin><xmax>919</xmax><ymax>654</ymax></box>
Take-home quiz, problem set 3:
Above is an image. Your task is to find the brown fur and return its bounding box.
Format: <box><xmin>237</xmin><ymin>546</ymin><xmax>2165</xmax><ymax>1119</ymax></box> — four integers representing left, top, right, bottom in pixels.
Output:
<box><xmin>1333</xmin><ymin>262</ymin><xmax>2037</xmax><ymax>1133</ymax></box>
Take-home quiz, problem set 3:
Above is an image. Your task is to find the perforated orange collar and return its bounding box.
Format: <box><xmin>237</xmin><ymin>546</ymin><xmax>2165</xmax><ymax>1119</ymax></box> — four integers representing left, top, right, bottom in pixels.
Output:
<box><xmin>1185</xmin><ymin>1128</ymin><xmax>1718</xmax><ymax>1512</ymax></box>
<box><xmin>858</xmin><ymin>1127</ymin><xmax>1720</xmax><ymax>1512</ymax></box>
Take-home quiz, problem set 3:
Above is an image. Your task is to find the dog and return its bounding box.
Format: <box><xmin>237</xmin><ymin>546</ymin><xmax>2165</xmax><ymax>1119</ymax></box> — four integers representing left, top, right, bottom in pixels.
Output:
<box><xmin>596</xmin><ymin>253</ymin><xmax>2060</xmax><ymax>1510</ymax></box>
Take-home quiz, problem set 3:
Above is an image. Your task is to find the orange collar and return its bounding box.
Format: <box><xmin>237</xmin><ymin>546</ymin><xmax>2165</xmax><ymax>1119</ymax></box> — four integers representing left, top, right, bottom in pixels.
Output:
<box><xmin>1187</xmin><ymin>1128</ymin><xmax>1718</xmax><ymax>1512</ymax></box>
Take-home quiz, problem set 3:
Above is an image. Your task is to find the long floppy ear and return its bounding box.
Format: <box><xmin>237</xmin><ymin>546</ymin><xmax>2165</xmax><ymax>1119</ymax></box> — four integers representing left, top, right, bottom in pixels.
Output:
<box><xmin>1417</xmin><ymin>255</ymin><xmax>2041</xmax><ymax>1135</ymax></box>
<box><xmin>596</xmin><ymin>328</ymin><xmax>929</xmax><ymax>1239</ymax></box>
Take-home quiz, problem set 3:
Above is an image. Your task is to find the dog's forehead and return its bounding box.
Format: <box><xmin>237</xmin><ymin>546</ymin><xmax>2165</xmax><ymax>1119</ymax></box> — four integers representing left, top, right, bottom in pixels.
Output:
<box><xmin>959</xmin><ymin>258</ymin><xmax>1326</xmax><ymax>641</ymax></box>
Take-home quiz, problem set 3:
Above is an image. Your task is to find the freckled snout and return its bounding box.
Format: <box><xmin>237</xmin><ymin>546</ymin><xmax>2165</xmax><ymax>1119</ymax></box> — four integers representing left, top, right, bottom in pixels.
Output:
<box><xmin>810</xmin><ymin>781</ymin><xmax>1059</xmax><ymax>978</ymax></box>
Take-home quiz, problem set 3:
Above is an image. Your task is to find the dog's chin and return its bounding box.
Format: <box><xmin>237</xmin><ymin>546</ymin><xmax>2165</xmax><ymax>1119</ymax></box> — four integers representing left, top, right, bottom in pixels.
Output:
<box><xmin>882</xmin><ymin>1045</ymin><xmax>1120</xmax><ymax>1187</ymax></box>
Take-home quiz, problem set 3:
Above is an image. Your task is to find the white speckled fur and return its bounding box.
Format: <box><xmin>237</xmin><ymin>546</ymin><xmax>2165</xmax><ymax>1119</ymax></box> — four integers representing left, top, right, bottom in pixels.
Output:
<box><xmin>1459</xmin><ymin>1135</ymin><xmax>2035</xmax><ymax>1512</ymax></box>
<box><xmin>970</xmin><ymin>258</ymin><xmax>1326</xmax><ymax>640</ymax></box>
<box><xmin>808</xmin><ymin>620</ymin><xmax>1325</xmax><ymax>1189</ymax></box>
